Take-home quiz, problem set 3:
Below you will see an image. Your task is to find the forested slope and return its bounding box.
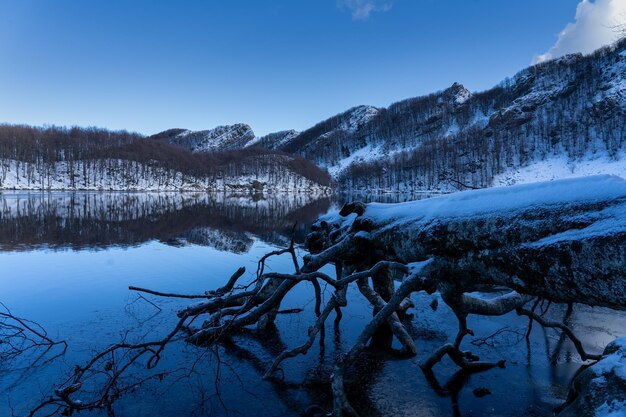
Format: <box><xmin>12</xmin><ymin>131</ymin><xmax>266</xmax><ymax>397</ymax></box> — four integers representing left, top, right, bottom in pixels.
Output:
<box><xmin>0</xmin><ymin>125</ymin><xmax>331</xmax><ymax>192</ymax></box>
<box><xmin>258</xmin><ymin>39</ymin><xmax>626</xmax><ymax>191</ymax></box>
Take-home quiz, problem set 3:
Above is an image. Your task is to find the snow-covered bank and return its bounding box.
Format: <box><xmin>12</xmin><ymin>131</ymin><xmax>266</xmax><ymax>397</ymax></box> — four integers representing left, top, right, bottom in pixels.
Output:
<box><xmin>492</xmin><ymin>152</ymin><xmax>626</xmax><ymax>186</ymax></box>
<box><xmin>335</xmin><ymin>153</ymin><xmax>626</xmax><ymax>194</ymax></box>
<box><xmin>0</xmin><ymin>159</ymin><xmax>330</xmax><ymax>194</ymax></box>
<box><xmin>312</xmin><ymin>175</ymin><xmax>626</xmax><ymax>309</ymax></box>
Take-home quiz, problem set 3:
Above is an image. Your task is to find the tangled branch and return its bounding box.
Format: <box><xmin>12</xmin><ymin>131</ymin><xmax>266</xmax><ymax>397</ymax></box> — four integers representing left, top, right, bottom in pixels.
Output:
<box><xmin>0</xmin><ymin>303</ymin><xmax>67</xmax><ymax>363</ymax></box>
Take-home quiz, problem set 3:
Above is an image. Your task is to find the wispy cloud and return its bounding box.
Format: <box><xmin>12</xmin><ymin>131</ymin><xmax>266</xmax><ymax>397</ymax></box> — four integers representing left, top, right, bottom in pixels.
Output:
<box><xmin>534</xmin><ymin>0</ymin><xmax>626</xmax><ymax>64</ymax></box>
<box><xmin>337</xmin><ymin>0</ymin><xmax>393</xmax><ymax>20</ymax></box>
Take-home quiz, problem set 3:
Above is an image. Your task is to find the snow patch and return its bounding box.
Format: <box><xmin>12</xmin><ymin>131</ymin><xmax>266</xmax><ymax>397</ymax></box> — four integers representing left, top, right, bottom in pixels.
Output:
<box><xmin>492</xmin><ymin>153</ymin><xmax>626</xmax><ymax>187</ymax></box>
<box><xmin>327</xmin><ymin>143</ymin><xmax>385</xmax><ymax>176</ymax></box>
<box><xmin>593</xmin><ymin>337</ymin><xmax>626</xmax><ymax>381</ymax></box>
<box><xmin>595</xmin><ymin>400</ymin><xmax>626</xmax><ymax>417</ymax></box>
<box><xmin>363</xmin><ymin>175</ymin><xmax>626</xmax><ymax>226</ymax></box>
<box><xmin>0</xmin><ymin>159</ymin><xmax>330</xmax><ymax>194</ymax></box>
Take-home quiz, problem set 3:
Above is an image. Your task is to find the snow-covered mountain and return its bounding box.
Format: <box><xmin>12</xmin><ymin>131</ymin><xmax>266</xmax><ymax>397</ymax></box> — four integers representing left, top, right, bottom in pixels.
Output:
<box><xmin>2</xmin><ymin>40</ymin><xmax>625</xmax><ymax>194</ymax></box>
<box><xmin>252</xmin><ymin>39</ymin><xmax>626</xmax><ymax>192</ymax></box>
<box><xmin>157</xmin><ymin>124</ymin><xmax>256</xmax><ymax>152</ymax></box>
<box><xmin>262</xmin><ymin>105</ymin><xmax>380</xmax><ymax>154</ymax></box>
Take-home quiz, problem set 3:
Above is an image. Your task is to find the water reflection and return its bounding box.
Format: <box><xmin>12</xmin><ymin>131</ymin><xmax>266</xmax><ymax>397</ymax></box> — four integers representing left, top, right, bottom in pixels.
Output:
<box><xmin>1</xmin><ymin>191</ymin><xmax>625</xmax><ymax>417</ymax></box>
<box><xmin>334</xmin><ymin>190</ymin><xmax>437</xmax><ymax>205</ymax></box>
<box><xmin>0</xmin><ymin>192</ymin><xmax>331</xmax><ymax>252</ymax></box>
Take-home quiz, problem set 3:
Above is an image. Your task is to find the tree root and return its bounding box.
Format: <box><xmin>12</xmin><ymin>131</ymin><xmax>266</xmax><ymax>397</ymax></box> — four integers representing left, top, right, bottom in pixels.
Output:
<box><xmin>420</xmin><ymin>289</ymin><xmax>531</xmax><ymax>372</ymax></box>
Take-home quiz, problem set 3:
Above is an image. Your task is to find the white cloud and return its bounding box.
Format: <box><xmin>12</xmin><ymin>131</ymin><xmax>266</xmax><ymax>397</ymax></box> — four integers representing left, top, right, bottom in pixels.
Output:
<box><xmin>337</xmin><ymin>0</ymin><xmax>392</xmax><ymax>20</ymax></box>
<box><xmin>534</xmin><ymin>0</ymin><xmax>626</xmax><ymax>64</ymax></box>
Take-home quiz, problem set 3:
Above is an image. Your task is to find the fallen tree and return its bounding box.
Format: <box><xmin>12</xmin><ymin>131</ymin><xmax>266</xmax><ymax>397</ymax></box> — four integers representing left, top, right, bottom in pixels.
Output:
<box><xmin>30</xmin><ymin>175</ymin><xmax>626</xmax><ymax>416</ymax></box>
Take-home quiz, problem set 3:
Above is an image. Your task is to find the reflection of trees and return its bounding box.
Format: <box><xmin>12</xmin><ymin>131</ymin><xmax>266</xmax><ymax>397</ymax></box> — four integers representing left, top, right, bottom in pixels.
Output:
<box><xmin>0</xmin><ymin>192</ymin><xmax>330</xmax><ymax>252</ymax></box>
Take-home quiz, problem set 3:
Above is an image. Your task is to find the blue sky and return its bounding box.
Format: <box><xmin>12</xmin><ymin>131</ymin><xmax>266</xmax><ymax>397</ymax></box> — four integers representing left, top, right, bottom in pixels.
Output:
<box><xmin>0</xmin><ymin>0</ymin><xmax>622</xmax><ymax>136</ymax></box>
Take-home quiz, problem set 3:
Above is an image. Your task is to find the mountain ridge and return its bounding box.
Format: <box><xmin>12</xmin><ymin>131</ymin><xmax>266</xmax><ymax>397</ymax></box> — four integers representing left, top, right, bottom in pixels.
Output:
<box><xmin>252</xmin><ymin>38</ymin><xmax>626</xmax><ymax>191</ymax></box>
<box><xmin>155</xmin><ymin>38</ymin><xmax>625</xmax><ymax>193</ymax></box>
<box><xmin>2</xmin><ymin>39</ymin><xmax>625</xmax><ymax>193</ymax></box>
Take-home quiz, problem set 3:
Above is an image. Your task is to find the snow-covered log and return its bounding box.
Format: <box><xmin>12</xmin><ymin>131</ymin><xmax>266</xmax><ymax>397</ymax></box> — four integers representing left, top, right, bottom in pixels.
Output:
<box><xmin>298</xmin><ymin>175</ymin><xmax>626</xmax><ymax>415</ymax></box>
<box><xmin>306</xmin><ymin>175</ymin><xmax>626</xmax><ymax>310</ymax></box>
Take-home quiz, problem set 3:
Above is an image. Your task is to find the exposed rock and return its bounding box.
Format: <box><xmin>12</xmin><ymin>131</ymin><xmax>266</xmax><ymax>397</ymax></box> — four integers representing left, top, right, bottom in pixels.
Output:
<box><xmin>558</xmin><ymin>336</ymin><xmax>626</xmax><ymax>417</ymax></box>
<box><xmin>472</xmin><ymin>387</ymin><xmax>491</xmax><ymax>398</ymax></box>
<box><xmin>250</xmin><ymin>129</ymin><xmax>299</xmax><ymax>149</ymax></box>
<box><xmin>442</xmin><ymin>82</ymin><xmax>471</xmax><ymax>105</ymax></box>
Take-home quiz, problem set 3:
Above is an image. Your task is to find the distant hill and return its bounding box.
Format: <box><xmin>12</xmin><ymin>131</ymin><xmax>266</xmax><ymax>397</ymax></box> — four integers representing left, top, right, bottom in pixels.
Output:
<box><xmin>0</xmin><ymin>125</ymin><xmax>330</xmax><ymax>192</ymax></box>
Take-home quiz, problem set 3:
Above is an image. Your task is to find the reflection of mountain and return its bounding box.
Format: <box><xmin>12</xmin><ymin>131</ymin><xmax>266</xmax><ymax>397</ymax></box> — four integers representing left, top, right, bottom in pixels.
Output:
<box><xmin>0</xmin><ymin>192</ymin><xmax>331</xmax><ymax>252</ymax></box>
<box><xmin>175</xmin><ymin>228</ymin><xmax>253</xmax><ymax>254</ymax></box>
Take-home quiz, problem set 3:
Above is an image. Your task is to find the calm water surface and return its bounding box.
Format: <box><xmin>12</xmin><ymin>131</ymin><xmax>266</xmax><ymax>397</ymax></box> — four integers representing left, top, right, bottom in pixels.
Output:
<box><xmin>1</xmin><ymin>191</ymin><xmax>624</xmax><ymax>416</ymax></box>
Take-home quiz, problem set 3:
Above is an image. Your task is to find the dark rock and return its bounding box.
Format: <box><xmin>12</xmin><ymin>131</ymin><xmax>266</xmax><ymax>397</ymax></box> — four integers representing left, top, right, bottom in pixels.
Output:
<box><xmin>558</xmin><ymin>336</ymin><xmax>626</xmax><ymax>417</ymax></box>
<box><xmin>473</xmin><ymin>387</ymin><xmax>491</xmax><ymax>397</ymax></box>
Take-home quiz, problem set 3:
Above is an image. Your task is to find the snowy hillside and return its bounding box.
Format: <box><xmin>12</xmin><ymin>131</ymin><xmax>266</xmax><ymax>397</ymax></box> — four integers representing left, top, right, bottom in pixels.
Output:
<box><xmin>0</xmin><ymin>158</ymin><xmax>330</xmax><ymax>193</ymax></box>
<box><xmin>257</xmin><ymin>105</ymin><xmax>380</xmax><ymax>154</ymax></box>
<box><xmin>253</xmin><ymin>39</ymin><xmax>626</xmax><ymax>192</ymax></box>
<box><xmin>492</xmin><ymin>151</ymin><xmax>626</xmax><ymax>186</ymax></box>
<box><xmin>0</xmin><ymin>125</ymin><xmax>331</xmax><ymax>193</ymax></box>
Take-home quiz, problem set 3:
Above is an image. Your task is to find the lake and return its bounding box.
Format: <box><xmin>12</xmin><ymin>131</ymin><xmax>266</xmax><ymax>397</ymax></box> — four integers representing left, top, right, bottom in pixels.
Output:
<box><xmin>1</xmin><ymin>191</ymin><xmax>624</xmax><ymax>417</ymax></box>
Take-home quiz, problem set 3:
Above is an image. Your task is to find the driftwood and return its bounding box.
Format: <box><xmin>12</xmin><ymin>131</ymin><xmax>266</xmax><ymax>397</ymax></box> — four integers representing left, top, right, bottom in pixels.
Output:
<box><xmin>30</xmin><ymin>176</ymin><xmax>626</xmax><ymax>416</ymax></box>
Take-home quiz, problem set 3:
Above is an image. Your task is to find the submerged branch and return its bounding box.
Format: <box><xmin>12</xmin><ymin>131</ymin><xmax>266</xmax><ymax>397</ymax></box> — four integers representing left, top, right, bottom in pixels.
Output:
<box><xmin>516</xmin><ymin>306</ymin><xmax>602</xmax><ymax>361</ymax></box>
<box><xmin>0</xmin><ymin>303</ymin><xmax>67</xmax><ymax>363</ymax></box>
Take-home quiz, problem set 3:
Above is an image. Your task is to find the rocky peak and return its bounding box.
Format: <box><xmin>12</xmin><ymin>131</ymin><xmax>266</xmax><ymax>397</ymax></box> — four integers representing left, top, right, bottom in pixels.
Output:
<box><xmin>339</xmin><ymin>105</ymin><xmax>379</xmax><ymax>132</ymax></box>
